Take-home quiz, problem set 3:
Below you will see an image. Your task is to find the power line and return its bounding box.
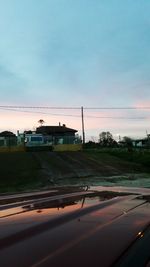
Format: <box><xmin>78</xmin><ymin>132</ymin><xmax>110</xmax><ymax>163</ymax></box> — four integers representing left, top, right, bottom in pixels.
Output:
<box><xmin>86</xmin><ymin>116</ymin><xmax>148</xmax><ymax>120</ymax></box>
<box><xmin>1</xmin><ymin>105</ymin><xmax>150</xmax><ymax>110</ymax></box>
<box><xmin>0</xmin><ymin>105</ymin><xmax>81</xmax><ymax>109</ymax></box>
<box><xmin>0</xmin><ymin>107</ymin><xmax>149</xmax><ymax>120</ymax></box>
<box><xmin>84</xmin><ymin>107</ymin><xmax>150</xmax><ymax>110</ymax></box>
<box><xmin>0</xmin><ymin>107</ymin><xmax>81</xmax><ymax>117</ymax></box>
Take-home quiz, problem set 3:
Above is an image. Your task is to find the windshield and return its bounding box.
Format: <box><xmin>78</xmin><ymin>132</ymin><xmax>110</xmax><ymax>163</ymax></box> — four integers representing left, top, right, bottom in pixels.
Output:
<box><xmin>0</xmin><ymin>0</ymin><xmax>150</xmax><ymax>192</ymax></box>
<box><xmin>0</xmin><ymin>2</ymin><xmax>150</xmax><ymax>267</ymax></box>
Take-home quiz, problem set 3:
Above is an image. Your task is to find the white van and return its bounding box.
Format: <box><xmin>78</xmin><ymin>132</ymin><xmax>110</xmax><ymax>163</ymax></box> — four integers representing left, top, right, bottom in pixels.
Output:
<box><xmin>25</xmin><ymin>134</ymin><xmax>44</xmax><ymax>147</ymax></box>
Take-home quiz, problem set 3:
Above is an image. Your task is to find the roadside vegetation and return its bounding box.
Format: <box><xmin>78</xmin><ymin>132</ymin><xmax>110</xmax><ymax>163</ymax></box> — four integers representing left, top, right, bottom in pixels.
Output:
<box><xmin>108</xmin><ymin>150</ymin><xmax>150</xmax><ymax>169</ymax></box>
<box><xmin>84</xmin><ymin>149</ymin><xmax>150</xmax><ymax>171</ymax></box>
<box><xmin>0</xmin><ymin>152</ymin><xmax>43</xmax><ymax>193</ymax></box>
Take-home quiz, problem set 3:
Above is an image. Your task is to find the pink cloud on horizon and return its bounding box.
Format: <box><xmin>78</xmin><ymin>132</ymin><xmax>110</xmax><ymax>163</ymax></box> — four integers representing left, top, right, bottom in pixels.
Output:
<box><xmin>0</xmin><ymin>107</ymin><xmax>149</xmax><ymax>140</ymax></box>
<box><xmin>133</xmin><ymin>100</ymin><xmax>150</xmax><ymax>108</ymax></box>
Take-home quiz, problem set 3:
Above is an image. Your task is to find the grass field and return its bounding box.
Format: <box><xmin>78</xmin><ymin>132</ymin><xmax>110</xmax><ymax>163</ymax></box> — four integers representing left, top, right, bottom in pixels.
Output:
<box><xmin>0</xmin><ymin>149</ymin><xmax>150</xmax><ymax>193</ymax></box>
<box><xmin>0</xmin><ymin>152</ymin><xmax>43</xmax><ymax>192</ymax></box>
<box><xmin>85</xmin><ymin>149</ymin><xmax>150</xmax><ymax>170</ymax></box>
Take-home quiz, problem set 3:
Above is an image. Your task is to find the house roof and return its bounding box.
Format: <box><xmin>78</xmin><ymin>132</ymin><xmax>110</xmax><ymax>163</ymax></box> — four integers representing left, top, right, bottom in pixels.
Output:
<box><xmin>36</xmin><ymin>126</ymin><xmax>77</xmax><ymax>134</ymax></box>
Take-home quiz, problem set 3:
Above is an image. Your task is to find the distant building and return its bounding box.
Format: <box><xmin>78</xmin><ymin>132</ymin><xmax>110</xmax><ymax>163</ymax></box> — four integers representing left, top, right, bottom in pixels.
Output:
<box><xmin>0</xmin><ymin>131</ymin><xmax>17</xmax><ymax>147</ymax></box>
<box><xmin>16</xmin><ymin>124</ymin><xmax>80</xmax><ymax>148</ymax></box>
<box><xmin>36</xmin><ymin>124</ymin><xmax>79</xmax><ymax>144</ymax></box>
<box><xmin>132</xmin><ymin>138</ymin><xmax>150</xmax><ymax>148</ymax></box>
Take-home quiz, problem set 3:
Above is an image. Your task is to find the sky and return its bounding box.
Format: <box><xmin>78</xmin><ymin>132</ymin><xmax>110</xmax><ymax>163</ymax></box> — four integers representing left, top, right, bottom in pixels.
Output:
<box><xmin>0</xmin><ymin>0</ymin><xmax>150</xmax><ymax>140</ymax></box>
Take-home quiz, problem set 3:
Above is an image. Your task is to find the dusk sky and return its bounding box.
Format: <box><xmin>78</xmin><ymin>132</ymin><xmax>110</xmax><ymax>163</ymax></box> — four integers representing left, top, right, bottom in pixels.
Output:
<box><xmin>0</xmin><ymin>0</ymin><xmax>150</xmax><ymax>140</ymax></box>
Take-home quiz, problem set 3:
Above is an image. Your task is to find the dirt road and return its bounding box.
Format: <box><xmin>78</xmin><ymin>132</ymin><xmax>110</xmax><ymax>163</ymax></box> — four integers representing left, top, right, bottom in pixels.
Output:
<box><xmin>30</xmin><ymin>151</ymin><xmax>143</xmax><ymax>181</ymax></box>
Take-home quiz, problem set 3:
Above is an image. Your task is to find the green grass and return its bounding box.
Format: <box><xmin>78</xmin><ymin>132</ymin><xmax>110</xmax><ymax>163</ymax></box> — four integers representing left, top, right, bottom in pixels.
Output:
<box><xmin>84</xmin><ymin>149</ymin><xmax>150</xmax><ymax>169</ymax></box>
<box><xmin>108</xmin><ymin>150</ymin><xmax>150</xmax><ymax>168</ymax></box>
<box><xmin>0</xmin><ymin>152</ymin><xmax>43</xmax><ymax>193</ymax></box>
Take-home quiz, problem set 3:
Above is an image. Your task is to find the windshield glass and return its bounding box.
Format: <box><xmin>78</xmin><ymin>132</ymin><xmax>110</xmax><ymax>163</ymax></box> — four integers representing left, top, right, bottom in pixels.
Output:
<box><xmin>0</xmin><ymin>3</ymin><xmax>150</xmax><ymax>267</ymax></box>
<box><xmin>0</xmin><ymin>1</ymin><xmax>150</xmax><ymax>192</ymax></box>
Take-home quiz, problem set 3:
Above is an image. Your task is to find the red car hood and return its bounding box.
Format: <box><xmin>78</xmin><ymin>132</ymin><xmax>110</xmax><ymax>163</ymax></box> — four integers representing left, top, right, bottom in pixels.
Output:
<box><xmin>0</xmin><ymin>186</ymin><xmax>150</xmax><ymax>267</ymax></box>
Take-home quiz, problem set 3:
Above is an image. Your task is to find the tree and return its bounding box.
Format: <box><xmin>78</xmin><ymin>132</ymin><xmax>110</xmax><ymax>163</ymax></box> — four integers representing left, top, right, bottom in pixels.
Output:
<box><xmin>24</xmin><ymin>130</ymin><xmax>32</xmax><ymax>134</ymax></box>
<box><xmin>99</xmin><ymin>131</ymin><xmax>117</xmax><ymax>147</ymax></box>
<box><xmin>122</xmin><ymin>136</ymin><xmax>133</xmax><ymax>151</ymax></box>
<box><xmin>38</xmin><ymin>119</ymin><xmax>45</xmax><ymax>127</ymax></box>
<box><xmin>0</xmin><ymin>131</ymin><xmax>16</xmax><ymax>137</ymax></box>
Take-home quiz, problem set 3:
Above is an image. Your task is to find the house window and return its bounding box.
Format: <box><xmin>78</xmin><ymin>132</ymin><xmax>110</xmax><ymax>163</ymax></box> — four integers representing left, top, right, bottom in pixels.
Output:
<box><xmin>31</xmin><ymin>137</ymin><xmax>43</xmax><ymax>142</ymax></box>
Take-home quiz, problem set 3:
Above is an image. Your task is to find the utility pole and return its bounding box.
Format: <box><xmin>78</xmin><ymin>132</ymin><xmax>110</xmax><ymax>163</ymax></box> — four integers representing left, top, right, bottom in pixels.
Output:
<box><xmin>81</xmin><ymin>106</ymin><xmax>85</xmax><ymax>145</ymax></box>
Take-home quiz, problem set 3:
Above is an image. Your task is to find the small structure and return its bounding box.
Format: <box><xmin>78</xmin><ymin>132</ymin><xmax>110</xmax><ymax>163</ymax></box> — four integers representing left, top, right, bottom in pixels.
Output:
<box><xmin>132</xmin><ymin>138</ymin><xmax>150</xmax><ymax>148</ymax></box>
<box><xmin>0</xmin><ymin>131</ymin><xmax>17</xmax><ymax>147</ymax></box>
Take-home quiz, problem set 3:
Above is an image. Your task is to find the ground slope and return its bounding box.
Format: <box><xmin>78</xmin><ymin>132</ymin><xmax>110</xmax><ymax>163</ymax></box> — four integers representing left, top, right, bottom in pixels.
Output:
<box><xmin>0</xmin><ymin>150</ymin><xmax>149</xmax><ymax>192</ymax></box>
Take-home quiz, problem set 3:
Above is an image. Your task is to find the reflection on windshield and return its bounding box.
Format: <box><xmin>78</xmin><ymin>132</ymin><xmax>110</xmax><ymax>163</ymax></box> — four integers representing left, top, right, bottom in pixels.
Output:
<box><xmin>0</xmin><ymin>190</ymin><xmax>125</xmax><ymax>219</ymax></box>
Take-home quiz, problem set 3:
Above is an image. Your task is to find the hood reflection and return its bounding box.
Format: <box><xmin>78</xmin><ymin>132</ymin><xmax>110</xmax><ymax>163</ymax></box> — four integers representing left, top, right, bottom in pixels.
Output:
<box><xmin>1</xmin><ymin>190</ymin><xmax>128</xmax><ymax>219</ymax></box>
<box><xmin>22</xmin><ymin>190</ymin><xmax>125</xmax><ymax>213</ymax></box>
<box><xmin>23</xmin><ymin>196</ymin><xmax>90</xmax><ymax>213</ymax></box>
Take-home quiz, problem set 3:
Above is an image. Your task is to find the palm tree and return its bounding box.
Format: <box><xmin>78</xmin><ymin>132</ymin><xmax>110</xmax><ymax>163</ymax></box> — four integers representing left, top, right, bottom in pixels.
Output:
<box><xmin>38</xmin><ymin>119</ymin><xmax>45</xmax><ymax>127</ymax></box>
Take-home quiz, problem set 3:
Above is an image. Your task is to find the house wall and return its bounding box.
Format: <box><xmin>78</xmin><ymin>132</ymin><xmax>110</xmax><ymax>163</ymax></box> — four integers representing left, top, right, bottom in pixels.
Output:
<box><xmin>0</xmin><ymin>137</ymin><xmax>6</xmax><ymax>146</ymax></box>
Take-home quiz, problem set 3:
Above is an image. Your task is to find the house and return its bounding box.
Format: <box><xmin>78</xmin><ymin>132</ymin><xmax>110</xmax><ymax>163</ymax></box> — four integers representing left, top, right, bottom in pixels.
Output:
<box><xmin>16</xmin><ymin>124</ymin><xmax>81</xmax><ymax>151</ymax></box>
<box><xmin>118</xmin><ymin>136</ymin><xmax>150</xmax><ymax>148</ymax></box>
<box><xmin>132</xmin><ymin>138</ymin><xmax>150</xmax><ymax>148</ymax></box>
<box><xmin>36</xmin><ymin>124</ymin><xmax>79</xmax><ymax>145</ymax></box>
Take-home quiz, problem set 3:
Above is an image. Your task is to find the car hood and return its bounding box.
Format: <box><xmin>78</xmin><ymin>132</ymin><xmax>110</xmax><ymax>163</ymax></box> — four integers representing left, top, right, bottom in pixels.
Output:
<box><xmin>0</xmin><ymin>186</ymin><xmax>150</xmax><ymax>267</ymax></box>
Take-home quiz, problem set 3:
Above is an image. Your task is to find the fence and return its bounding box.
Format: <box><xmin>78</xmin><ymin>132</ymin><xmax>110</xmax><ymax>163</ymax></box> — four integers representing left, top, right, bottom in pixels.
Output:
<box><xmin>0</xmin><ymin>135</ymin><xmax>82</xmax><ymax>152</ymax></box>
